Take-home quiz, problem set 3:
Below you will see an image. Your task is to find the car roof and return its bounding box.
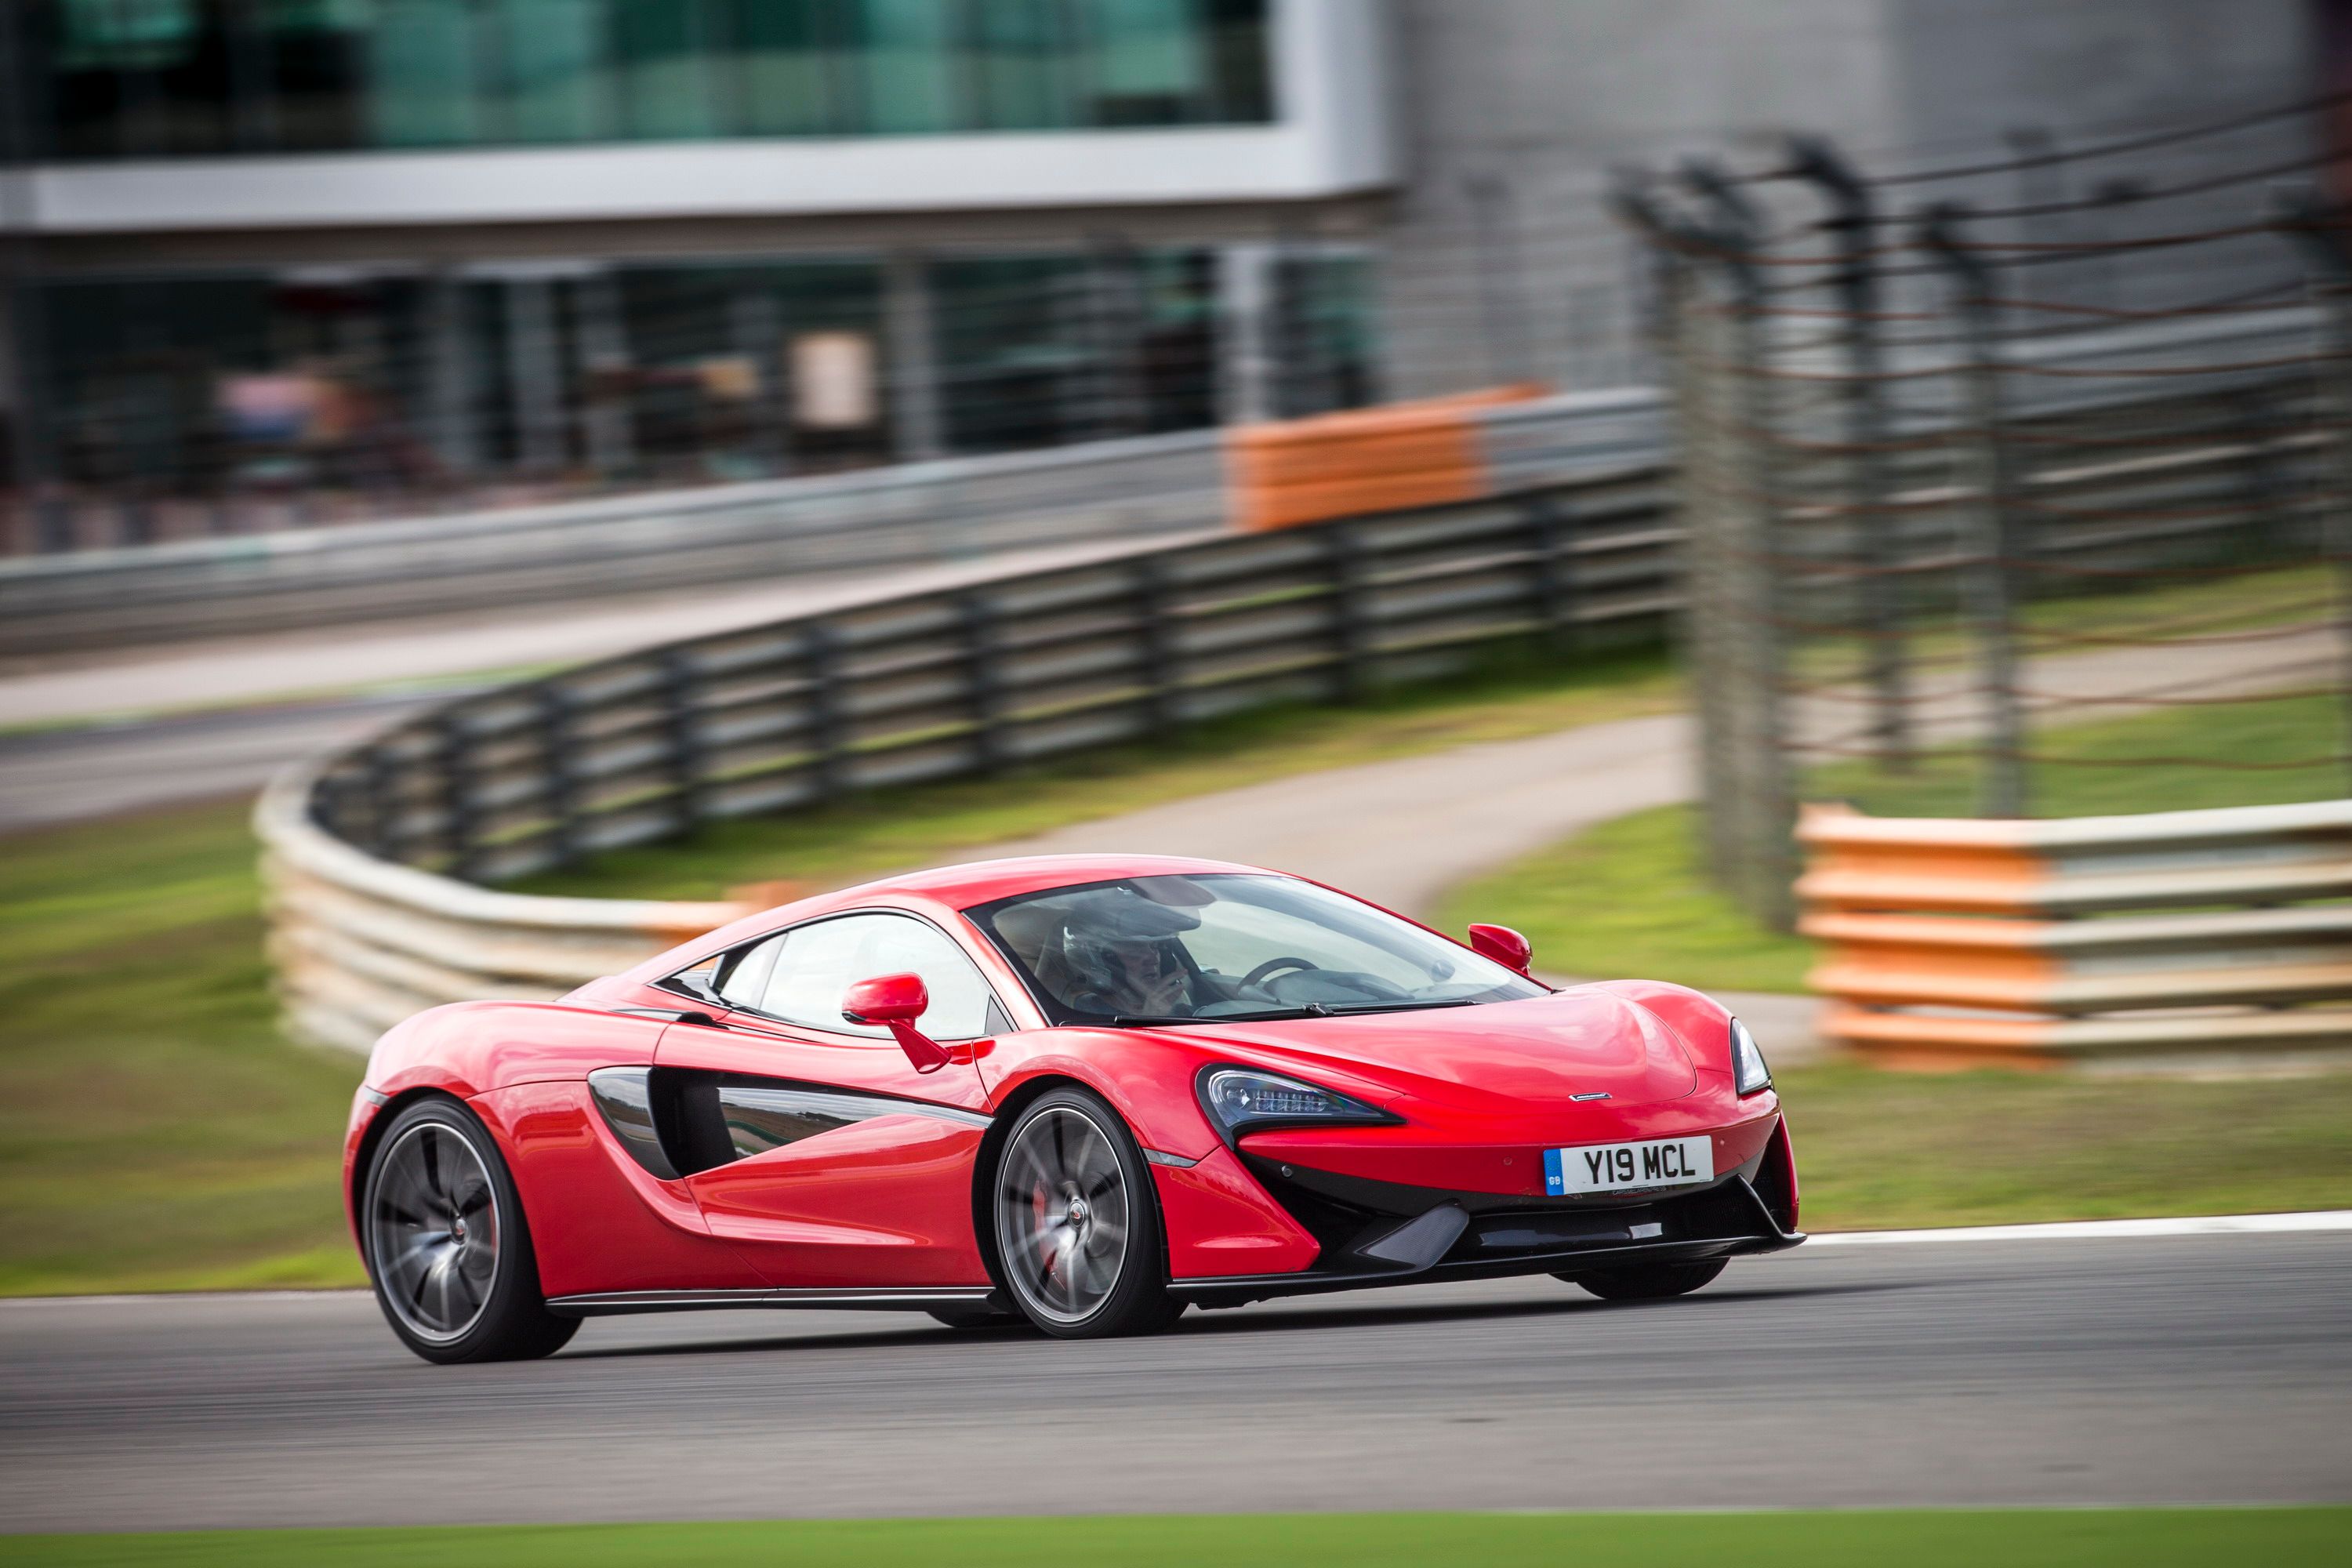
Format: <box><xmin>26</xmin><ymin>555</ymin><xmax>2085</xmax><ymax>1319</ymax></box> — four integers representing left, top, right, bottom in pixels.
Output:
<box><xmin>597</xmin><ymin>855</ymin><xmax>1288</xmax><ymax>996</ymax></box>
<box><xmin>854</xmin><ymin>853</ymin><xmax>1276</xmax><ymax>907</ymax></box>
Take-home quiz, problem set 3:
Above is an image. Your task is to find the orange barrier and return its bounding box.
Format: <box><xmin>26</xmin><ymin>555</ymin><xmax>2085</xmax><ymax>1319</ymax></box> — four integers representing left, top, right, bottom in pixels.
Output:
<box><xmin>1796</xmin><ymin>799</ymin><xmax>2352</xmax><ymax>1071</ymax></box>
<box><xmin>1225</xmin><ymin>385</ymin><xmax>1548</xmax><ymax>533</ymax></box>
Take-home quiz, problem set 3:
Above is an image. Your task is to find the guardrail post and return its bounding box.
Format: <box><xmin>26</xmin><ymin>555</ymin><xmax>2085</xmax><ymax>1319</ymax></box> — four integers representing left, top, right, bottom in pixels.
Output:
<box><xmin>1918</xmin><ymin>202</ymin><xmax>2029</xmax><ymax>818</ymax></box>
<box><xmin>535</xmin><ymin>684</ymin><xmax>582</xmax><ymax>866</ymax></box>
<box><xmin>655</xmin><ymin>649</ymin><xmax>706</xmax><ymax>829</ymax></box>
<box><xmin>960</xmin><ymin>590</ymin><xmax>1007</xmax><ymax>773</ymax></box>
<box><xmin>804</xmin><ymin>621</ymin><xmax>847</xmax><ymax>800</ymax></box>
<box><xmin>1681</xmin><ymin>159</ymin><xmax>1798</xmax><ymax>929</ymax></box>
<box><xmin>1788</xmin><ymin>136</ymin><xmax>1912</xmax><ymax>768</ymax></box>
<box><xmin>362</xmin><ymin>745</ymin><xmax>403</xmax><ymax>862</ymax></box>
<box><xmin>434</xmin><ymin>713</ymin><xmax>481</xmax><ymax>880</ymax></box>
<box><xmin>2272</xmin><ymin>192</ymin><xmax>2352</xmax><ymax>797</ymax></box>
<box><xmin>1327</xmin><ymin>522</ymin><xmax>1371</xmax><ymax>702</ymax></box>
<box><xmin>1131</xmin><ymin>556</ymin><xmax>1181</xmax><ymax>733</ymax></box>
<box><xmin>1522</xmin><ymin>488</ymin><xmax>1579</xmax><ymax>652</ymax></box>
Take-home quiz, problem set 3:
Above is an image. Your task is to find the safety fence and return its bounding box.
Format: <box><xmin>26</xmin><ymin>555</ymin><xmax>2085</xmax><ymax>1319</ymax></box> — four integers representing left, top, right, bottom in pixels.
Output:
<box><xmin>1798</xmin><ymin>799</ymin><xmax>2352</xmax><ymax>1071</ymax></box>
<box><xmin>260</xmin><ymin>464</ymin><xmax>1675</xmax><ymax>1051</ymax></box>
<box><xmin>1614</xmin><ymin>105</ymin><xmax>2352</xmax><ymax>930</ymax></box>
<box><xmin>0</xmin><ymin>386</ymin><xmax>1667</xmax><ymax>656</ymax></box>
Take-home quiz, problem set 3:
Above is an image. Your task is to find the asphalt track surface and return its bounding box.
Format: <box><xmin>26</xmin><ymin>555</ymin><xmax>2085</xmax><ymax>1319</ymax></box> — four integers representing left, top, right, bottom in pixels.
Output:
<box><xmin>3</xmin><ymin>1229</ymin><xmax>2347</xmax><ymax>1533</ymax></box>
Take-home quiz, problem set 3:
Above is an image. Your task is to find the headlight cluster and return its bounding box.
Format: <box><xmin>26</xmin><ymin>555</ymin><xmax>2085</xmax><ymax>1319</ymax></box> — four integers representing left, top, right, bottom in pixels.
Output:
<box><xmin>1200</xmin><ymin>1067</ymin><xmax>1392</xmax><ymax>1135</ymax></box>
<box><xmin>1730</xmin><ymin>1016</ymin><xmax>1773</xmax><ymax>1096</ymax></box>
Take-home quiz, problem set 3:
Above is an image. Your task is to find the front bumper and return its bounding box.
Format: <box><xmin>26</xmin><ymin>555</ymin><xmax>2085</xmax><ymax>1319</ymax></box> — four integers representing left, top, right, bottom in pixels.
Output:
<box><xmin>1169</xmin><ymin>1118</ymin><xmax>1802</xmax><ymax>1309</ymax></box>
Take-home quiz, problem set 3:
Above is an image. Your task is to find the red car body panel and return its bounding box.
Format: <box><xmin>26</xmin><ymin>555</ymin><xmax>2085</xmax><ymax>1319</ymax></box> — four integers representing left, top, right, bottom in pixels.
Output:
<box><xmin>343</xmin><ymin>854</ymin><xmax>1802</xmax><ymax>1316</ymax></box>
<box><xmin>471</xmin><ymin>1080</ymin><xmax>768</xmax><ymax>1298</ymax></box>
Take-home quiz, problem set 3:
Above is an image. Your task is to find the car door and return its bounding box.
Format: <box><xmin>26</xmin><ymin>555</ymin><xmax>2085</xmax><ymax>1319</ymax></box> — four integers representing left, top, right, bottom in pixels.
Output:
<box><xmin>652</xmin><ymin>909</ymin><xmax>1005</xmax><ymax>1290</ymax></box>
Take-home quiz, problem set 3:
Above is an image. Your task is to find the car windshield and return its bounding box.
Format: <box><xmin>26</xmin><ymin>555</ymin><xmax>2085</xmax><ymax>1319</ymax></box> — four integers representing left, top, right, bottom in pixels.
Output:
<box><xmin>967</xmin><ymin>873</ymin><xmax>1548</xmax><ymax>1025</ymax></box>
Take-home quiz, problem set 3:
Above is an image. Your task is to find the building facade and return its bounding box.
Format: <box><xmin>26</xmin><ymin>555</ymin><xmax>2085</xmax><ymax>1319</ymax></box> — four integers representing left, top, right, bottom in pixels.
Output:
<box><xmin>0</xmin><ymin>0</ymin><xmax>2329</xmax><ymax>548</ymax></box>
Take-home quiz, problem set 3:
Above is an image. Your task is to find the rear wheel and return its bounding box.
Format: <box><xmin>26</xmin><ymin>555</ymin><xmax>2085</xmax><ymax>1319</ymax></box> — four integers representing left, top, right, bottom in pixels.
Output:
<box><xmin>989</xmin><ymin>1087</ymin><xmax>1182</xmax><ymax>1338</ymax></box>
<box><xmin>1561</xmin><ymin>1258</ymin><xmax>1727</xmax><ymax>1301</ymax></box>
<box><xmin>362</xmin><ymin>1098</ymin><xmax>578</xmax><ymax>1364</ymax></box>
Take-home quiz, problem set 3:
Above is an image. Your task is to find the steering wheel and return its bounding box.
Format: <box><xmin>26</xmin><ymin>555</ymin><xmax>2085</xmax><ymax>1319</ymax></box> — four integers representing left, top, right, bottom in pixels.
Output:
<box><xmin>1242</xmin><ymin>956</ymin><xmax>1321</xmax><ymax>989</ymax></box>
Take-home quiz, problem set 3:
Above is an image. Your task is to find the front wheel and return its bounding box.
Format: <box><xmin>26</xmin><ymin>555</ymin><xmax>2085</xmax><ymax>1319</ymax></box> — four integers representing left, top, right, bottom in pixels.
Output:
<box><xmin>361</xmin><ymin>1098</ymin><xmax>579</xmax><ymax>1364</ymax></box>
<box><xmin>1560</xmin><ymin>1258</ymin><xmax>1727</xmax><ymax>1301</ymax></box>
<box><xmin>989</xmin><ymin>1087</ymin><xmax>1183</xmax><ymax>1338</ymax></box>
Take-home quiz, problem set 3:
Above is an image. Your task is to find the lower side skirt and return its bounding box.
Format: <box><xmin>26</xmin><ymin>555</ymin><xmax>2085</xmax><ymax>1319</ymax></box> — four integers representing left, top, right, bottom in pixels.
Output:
<box><xmin>546</xmin><ymin>1285</ymin><xmax>999</xmax><ymax>1318</ymax></box>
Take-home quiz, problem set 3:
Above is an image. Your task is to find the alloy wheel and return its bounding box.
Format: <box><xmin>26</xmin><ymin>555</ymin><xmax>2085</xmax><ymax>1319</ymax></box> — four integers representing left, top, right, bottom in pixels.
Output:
<box><xmin>994</xmin><ymin>1105</ymin><xmax>1133</xmax><ymax>1325</ymax></box>
<box><xmin>368</xmin><ymin>1120</ymin><xmax>502</xmax><ymax>1344</ymax></box>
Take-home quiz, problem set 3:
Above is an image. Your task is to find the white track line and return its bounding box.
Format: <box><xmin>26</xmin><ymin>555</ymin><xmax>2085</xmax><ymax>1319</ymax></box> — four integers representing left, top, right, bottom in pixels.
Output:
<box><xmin>7</xmin><ymin>1214</ymin><xmax>2350</xmax><ymax>1311</ymax></box>
<box><xmin>1807</xmin><ymin>1210</ymin><xmax>2352</xmax><ymax>1247</ymax></box>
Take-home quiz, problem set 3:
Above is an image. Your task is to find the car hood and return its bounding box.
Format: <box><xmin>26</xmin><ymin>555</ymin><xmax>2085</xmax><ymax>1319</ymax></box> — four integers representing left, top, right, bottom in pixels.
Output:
<box><xmin>1167</xmin><ymin>987</ymin><xmax>1699</xmax><ymax>1111</ymax></box>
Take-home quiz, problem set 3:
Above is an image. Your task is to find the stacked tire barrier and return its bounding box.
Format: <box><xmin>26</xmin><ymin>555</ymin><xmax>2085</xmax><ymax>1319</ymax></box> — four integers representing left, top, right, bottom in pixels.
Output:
<box><xmin>259</xmin><ymin>466</ymin><xmax>1675</xmax><ymax>1053</ymax></box>
<box><xmin>1799</xmin><ymin>800</ymin><xmax>2352</xmax><ymax>1070</ymax></box>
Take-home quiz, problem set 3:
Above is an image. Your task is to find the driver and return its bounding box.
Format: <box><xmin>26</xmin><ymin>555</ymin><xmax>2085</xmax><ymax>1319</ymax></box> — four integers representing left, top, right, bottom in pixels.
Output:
<box><xmin>1053</xmin><ymin>888</ymin><xmax>1203</xmax><ymax>1017</ymax></box>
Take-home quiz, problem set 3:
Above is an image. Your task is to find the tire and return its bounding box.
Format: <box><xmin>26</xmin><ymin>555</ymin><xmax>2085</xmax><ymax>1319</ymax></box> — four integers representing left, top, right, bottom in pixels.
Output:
<box><xmin>926</xmin><ymin>1306</ymin><xmax>1022</xmax><ymax>1331</ymax></box>
<box><xmin>989</xmin><ymin>1087</ymin><xmax>1183</xmax><ymax>1338</ymax></box>
<box><xmin>1561</xmin><ymin>1258</ymin><xmax>1728</xmax><ymax>1301</ymax></box>
<box><xmin>361</xmin><ymin>1097</ymin><xmax>579</xmax><ymax>1365</ymax></box>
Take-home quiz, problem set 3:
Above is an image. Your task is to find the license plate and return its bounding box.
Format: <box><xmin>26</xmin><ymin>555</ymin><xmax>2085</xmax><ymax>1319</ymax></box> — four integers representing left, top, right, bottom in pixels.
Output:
<box><xmin>1544</xmin><ymin>1136</ymin><xmax>1713</xmax><ymax>1196</ymax></box>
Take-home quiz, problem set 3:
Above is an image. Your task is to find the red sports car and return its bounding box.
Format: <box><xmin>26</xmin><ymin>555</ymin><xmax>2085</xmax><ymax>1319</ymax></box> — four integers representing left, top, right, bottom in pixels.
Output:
<box><xmin>346</xmin><ymin>855</ymin><xmax>1801</xmax><ymax>1363</ymax></box>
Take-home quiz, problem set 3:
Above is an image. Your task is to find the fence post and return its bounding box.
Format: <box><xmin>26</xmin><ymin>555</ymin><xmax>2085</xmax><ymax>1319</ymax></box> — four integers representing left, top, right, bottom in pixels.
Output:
<box><xmin>535</xmin><ymin>683</ymin><xmax>581</xmax><ymax>866</ymax></box>
<box><xmin>959</xmin><ymin>590</ymin><xmax>1007</xmax><ymax>773</ymax></box>
<box><xmin>804</xmin><ymin>621</ymin><xmax>847</xmax><ymax>801</ymax></box>
<box><xmin>2272</xmin><ymin>193</ymin><xmax>2352</xmax><ymax>797</ymax></box>
<box><xmin>1787</xmin><ymin>136</ymin><xmax>1911</xmax><ymax>768</ymax></box>
<box><xmin>1327</xmin><ymin>522</ymin><xmax>1370</xmax><ymax>702</ymax></box>
<box><xmin>1918</xmin><ymin>202</ymin><xmax>2028</xmax><ymax>818</ymax></box>
<box><xmin>1522</xmin><ymin>488</ymin><xmax>1579</xmax><ymax>651</ymax></box>
<box><xmin>655</xmin><ymin>649</ymin><xmax>706</xmax><ymax>829</ymax></box>
<box><xmin>434</xmin><ymin>713</ymin><xmax>481</xmax><ymax>880</ymax></box>
<box><xmin>1131</xmin><ymin>556</ymin><xmax>1181</xmax><ymax>734</ymax></box>
<box><xmin>1682</xmin><ymin>160</ymin><xmax>1798</xmax><ymax>930</ymax></box>
<box><xmin>1612</xmin><ymin>176</ymin><xmax>1792</xmax><ymax>927</ymax></box>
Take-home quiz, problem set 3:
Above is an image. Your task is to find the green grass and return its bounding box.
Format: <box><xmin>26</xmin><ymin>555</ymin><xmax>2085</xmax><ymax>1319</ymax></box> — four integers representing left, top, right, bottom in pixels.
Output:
<box><xmin>1443</xmin><ymin>691</ymin><xmax>2348</xmax><ymax>996</ymax></box>
<box><xmin>10</xmin><ymin>1511</ymin><xmax>2349</xmax><ymax>1567</ymax></box>
<box><xmin>514</xmin><ymin>643</ymin><xmax>1682</xmax><ymax>901</ymax></box>
<box><xmin>1782</xmin><ymin>1062</ymin><xmax>2352</xmax><ymax>1227</ymax></box>
<box><xmin>0</xmin><ymin>800</ymin><xmax>363</xmax><ymax>1296</ymax></box>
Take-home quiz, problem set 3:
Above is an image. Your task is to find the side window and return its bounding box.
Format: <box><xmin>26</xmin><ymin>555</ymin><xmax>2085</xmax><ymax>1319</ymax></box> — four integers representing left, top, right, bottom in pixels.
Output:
<box><xmin>750</xmin><ymin>913</ymin><xmax>1000</xmax><ymax>1041</ymax></box>
<box><xmin>714</xmin><ymin>935</ymin><xmax>782</xmax><ymax>1011</ymax></box>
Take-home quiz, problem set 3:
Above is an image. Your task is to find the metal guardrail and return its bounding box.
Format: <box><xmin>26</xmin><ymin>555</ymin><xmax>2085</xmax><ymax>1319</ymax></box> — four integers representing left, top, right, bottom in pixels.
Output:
<box><xmin>258</xmin><ymin>466</ymin><xmax>1676</xmax><ymax>1051</ymax></box>
<box><xmin>1798</xmin><ymin>800</ymin><xmax>2352</xmax><ymax>1069</ymax></box>
<box><xmin>0</xmin><ymin>389</ymin><xmax>1671</xmax><ymax>657</ymax></box>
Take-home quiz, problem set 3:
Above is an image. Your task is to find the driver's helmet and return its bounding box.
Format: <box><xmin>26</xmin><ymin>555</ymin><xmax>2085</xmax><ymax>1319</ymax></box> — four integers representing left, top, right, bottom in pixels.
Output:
<box><xmin>1053</xmin><ymin>885</ymin><xmax>1201</xmax><ymax>1010</ymax></box>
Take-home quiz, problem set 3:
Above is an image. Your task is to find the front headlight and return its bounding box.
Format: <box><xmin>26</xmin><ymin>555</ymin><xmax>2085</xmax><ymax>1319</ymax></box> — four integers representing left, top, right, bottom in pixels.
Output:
<box><xmin>1200</xmin><ymin>1066</ymin><xmax>1394</xmax><ymax>1136</ymax></box>
<box><xmin>1730</xmin><ymin>1017</ymin><xmax>1772</xmax><ymax>1095</ymax></box>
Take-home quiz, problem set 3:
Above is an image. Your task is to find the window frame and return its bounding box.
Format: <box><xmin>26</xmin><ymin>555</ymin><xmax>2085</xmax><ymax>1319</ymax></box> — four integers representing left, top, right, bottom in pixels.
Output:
<box><xmin>655</xmin><ymin>906</ymin><xmax>1014</xmax><ymax>1043</ymax></box>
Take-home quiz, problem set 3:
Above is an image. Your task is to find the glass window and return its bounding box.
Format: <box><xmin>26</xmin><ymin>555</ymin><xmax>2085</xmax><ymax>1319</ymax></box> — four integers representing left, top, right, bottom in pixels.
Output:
<box><xmin>971</xmin><ymin>0</ymin><xmax>1076</xmax><ymax>132</ymax></box>
<box><xmin>494</xmin><ymin>0</ymin><xmax>610</xmax><ymax>143</ymax></box>
<box><xmin>732</xmin><ymin>0</ymin><xmax>846</xmax><ymax>136</ymax></box>
<box><xmin>612</xmin><ymin>0</ymin><xmax>719</xmax><ymax>140</ymax></box>
<box><xmin>931</xmin><ymin>255</ymin><xmax>1091</xmax><ymax>453</ymax></box>
<box><xmin>1273</xmin><ymin>252</ymin><xmax>1381</xmax><ymax>417</ymax></box>
<box><xmin>1083</xmin><ymin>0</ymin><xmax>1199</xmax><ymax>125</ymax></box>
<box><xmin>369</xmin><ymin>0</ymin><xmax>481</xmax><ymax>147</ymax></box>
<box><xmin>857</xmin><ymin>0</ymin><xmax>955</xmax><ymax>133</ymax></box>
<box><xmin>728</xmin><ymin>913</ymin><xmax>1000</xmax><ymax>1040</ymax></box>
<box><xmin>23</xmin><ymin>0</ymin><xmax>1273</xmax><ymax>158</ymax></box>
<box><xmin>259</xmin><ymin>0</ymin><xmax>371</xmax><ymax>152</ymax></box>
<box><xmin>971</xmin><ymin>873</ymin><xmax>1547</xmax><ymax>1025</ymax></box>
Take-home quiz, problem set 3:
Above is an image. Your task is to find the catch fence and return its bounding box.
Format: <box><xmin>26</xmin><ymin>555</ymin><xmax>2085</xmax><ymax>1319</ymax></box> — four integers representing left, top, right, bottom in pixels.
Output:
<box><xmin>1615</xmin><ymin>98</ymin><xmax>2352</xmax><ymax>927</ymax></box>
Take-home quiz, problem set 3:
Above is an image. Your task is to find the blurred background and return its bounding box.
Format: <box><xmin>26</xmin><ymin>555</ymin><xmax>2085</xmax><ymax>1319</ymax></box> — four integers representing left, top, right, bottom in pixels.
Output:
<box><xmin>4</xmin><ymin>0</ymin><xmax>2352</xmax><ymax>1552</ymax></box>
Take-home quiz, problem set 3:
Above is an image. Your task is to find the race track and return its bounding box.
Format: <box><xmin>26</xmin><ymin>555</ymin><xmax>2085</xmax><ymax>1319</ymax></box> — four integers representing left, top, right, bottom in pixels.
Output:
<box><xmin>4</xmin><ymin>1229</ymin><xmax>2347</xmax><ymax>1533</ymax></box>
